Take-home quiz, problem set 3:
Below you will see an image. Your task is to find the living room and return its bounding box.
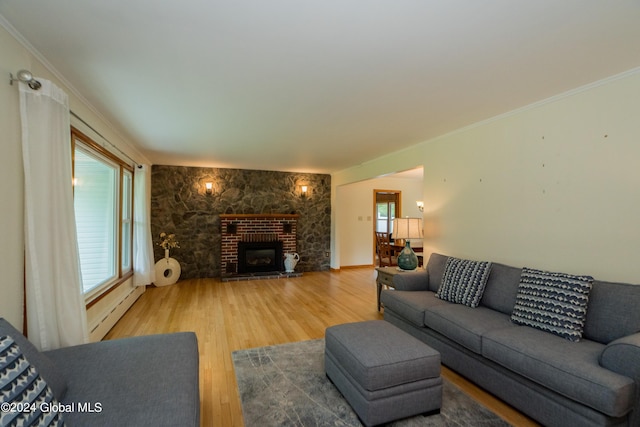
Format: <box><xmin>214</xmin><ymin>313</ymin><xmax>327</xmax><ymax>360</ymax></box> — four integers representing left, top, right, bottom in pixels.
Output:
<box><xmin>2</xmin><ymin>2</ymin><xmax>640</xmax><ymax>426</ymax></box>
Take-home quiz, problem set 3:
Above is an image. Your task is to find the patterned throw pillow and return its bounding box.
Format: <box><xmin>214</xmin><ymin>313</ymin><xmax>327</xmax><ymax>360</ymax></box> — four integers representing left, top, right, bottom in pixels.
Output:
<box><xmin>511</xmin><ymin>268</ymin><xmax>594</xmax><ymax>342</ymax></box>
<box><xmin>436</xmin><ymin>257</ymin><xmax>493</xmax><ymax>307</ymax></box>
<box><xmin>0</xmin><ymin>335</ymin><xmax>65</xmax><ymax>427</ymax></box>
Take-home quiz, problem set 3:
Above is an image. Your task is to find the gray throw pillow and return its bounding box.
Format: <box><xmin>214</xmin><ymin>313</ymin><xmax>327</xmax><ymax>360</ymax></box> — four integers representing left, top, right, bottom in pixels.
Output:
<box><xmin>511</xmin><ymin>267</ymin><xmax>593</xmax><ymax>342</ymax></box>
<box><xmin>436</xmin><ymin>257</ymin><xmax>492</xmax><ymax>307</ymax></box>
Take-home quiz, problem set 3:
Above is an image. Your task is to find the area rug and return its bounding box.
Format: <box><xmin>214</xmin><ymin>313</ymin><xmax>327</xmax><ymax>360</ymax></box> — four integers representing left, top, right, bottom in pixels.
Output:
<box><xmin>232</xmin><ymin>339</ymin><xmax>511</xmax><ymax>426</ymax></box>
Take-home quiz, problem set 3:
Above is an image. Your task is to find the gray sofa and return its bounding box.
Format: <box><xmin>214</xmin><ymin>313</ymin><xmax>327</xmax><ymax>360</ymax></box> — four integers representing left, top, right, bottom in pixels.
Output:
<box><xmin>381</xmin><ymin>253</ymin><xmax>640</xmax><ymax>427</ymax></box>
<box><xmin>0</xmin><ymin>318</ymin><xmax>199</xmax><ymax>426</ymax></box>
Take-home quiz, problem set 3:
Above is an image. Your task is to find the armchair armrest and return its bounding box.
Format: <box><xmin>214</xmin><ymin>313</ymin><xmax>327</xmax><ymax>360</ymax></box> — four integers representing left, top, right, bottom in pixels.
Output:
<box><xmin>393</xmin><ymin>270</ymin><xmax>430</xmax><ymax>291</ymax></box>
<box><xmin>599</xmin><ymin>332</ymin><xmax>640</xmax><ymax>381</ymax></box>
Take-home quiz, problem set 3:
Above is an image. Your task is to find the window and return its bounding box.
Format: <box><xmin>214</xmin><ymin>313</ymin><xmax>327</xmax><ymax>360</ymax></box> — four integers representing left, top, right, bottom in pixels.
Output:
<box><xmin>376</xmin><ymin>201</ymin><xmax>395</xmax><ymax>234</ymax></box>
<box><xmin>375</xmin><ymin>191</ymin><xmax>400</xmax><ymax>236</ymax></box>
<box><xmin>72</xmin><ymin>128</ymin><xmax>134</xmax><ymax>299</ymax></box>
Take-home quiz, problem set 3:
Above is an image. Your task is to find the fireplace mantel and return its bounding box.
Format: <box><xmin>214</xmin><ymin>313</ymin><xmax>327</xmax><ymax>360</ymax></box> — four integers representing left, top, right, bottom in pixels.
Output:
<box><xmin>220</xmin><ymin>213</ymin><xmax>300</xmax><ymax>220</ymax></box>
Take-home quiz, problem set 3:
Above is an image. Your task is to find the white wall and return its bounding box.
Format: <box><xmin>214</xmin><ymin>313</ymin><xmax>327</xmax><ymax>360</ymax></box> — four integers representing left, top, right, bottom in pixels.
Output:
<box><xmin>0</xmin><ymin>25</ymin><xmax>26</xmax><ymax>328</ymax></box>
<box><xmin>333</xmin><ymin>69</ymin><xmax>640</xmax><ymax>284</ymax></box>
<box><xmin>337</xmin><ymin>175</ymin><xmax>423</xmax><ymax>266</ymax></box>
<box><xmin>331</xmin><ymin>145</ymin><xmax>426</xmax><ymax>268</ymax></box>
<box><xmin>0</xmin><ymin>22</ymin><xmax>150</xmax><ymax>333</ymax></box>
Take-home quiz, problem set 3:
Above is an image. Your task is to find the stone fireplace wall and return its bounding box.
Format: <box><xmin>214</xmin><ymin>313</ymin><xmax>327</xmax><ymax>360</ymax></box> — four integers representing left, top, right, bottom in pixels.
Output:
<box><xmin>150</xmin><ymin>166</ymin><xmax>331</xmax><ymax>279</ymax></box>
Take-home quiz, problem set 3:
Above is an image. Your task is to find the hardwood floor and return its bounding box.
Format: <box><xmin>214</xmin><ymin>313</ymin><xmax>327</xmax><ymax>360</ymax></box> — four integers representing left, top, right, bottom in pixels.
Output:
<box><xmin>104</xmin><ymin>268</ymin><xmax>538</xmax><ymax>426</ymax></box>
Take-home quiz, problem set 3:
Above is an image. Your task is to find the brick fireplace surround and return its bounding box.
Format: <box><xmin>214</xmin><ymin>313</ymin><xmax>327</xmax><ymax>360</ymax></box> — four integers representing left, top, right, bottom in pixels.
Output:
<box><xmin>220</xmin><ymin>214</ymin><xmax>300</xmax><ymax>280</ymax></box>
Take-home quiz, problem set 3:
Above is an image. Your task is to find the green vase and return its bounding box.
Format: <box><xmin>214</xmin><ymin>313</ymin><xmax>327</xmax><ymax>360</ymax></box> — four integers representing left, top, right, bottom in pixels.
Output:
<box><xmin>397</xmin><ymin>240</ymin><xmax>418</xmax><ymax>271</ymax></box>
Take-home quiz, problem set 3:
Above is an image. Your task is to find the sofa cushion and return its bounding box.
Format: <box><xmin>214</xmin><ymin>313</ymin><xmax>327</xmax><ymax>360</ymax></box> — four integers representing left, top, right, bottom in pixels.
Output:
<box><xmin>425</xmin><ymin>253</ymin><xmax>448</xmax><ymax>292</ymax></box>
<box><xmin>380</xmin><ymin>290</ymin><xmax>449</xmax><ymax>327</ymax></box>
<box><xmin>583</xmin><ymin>279</ymin><xmax>640</xmax><ymax>344</ymax></box>
<box><xmin>436</xmin><ymin>257</ymin><xmax>492</xmax><ymax>307</ymax></box>
<box><xmin>0</xmin><ymin>318</ymin><xmax>67</xmax><ymax>400</ymax></box>
<box><xmin>423</xmin><ymin>304</ymin><xmax>516</xmax><ymax>354</ymax></box>
<box><xmin>482</xmin><ymin>326</ymin><xmax>635</xmax><ymax>418</ymax></box>
<box><xmin>0</xmin><ymin>335</ymin><xmax>65</xmax><ymax>426</ymax></box>
<box><xmin>479</xmin><ymin>262</ymin><xmax>522</xmax><ymax>315</ymax></box>
<box><xmin>511</xmin><ymin>268</ymin><xmax>593</xmax><ymax>342</ymax></box>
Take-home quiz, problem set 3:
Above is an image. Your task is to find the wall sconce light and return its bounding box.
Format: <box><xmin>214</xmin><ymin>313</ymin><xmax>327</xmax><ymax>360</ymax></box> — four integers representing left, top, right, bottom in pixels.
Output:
<box><xmin>205</xmin><ymin>182</ymin><xmax>213</xmax><ymax>194</ymax></box>
<box><xmin>416</xmin><ymin>201</ymin><xmax>424</xmax><ymax>212</ymax></box>
<box><xmin>300</xmin><ymin>185</ymin><xmax>308</xmax><ymax>198</ymax></box>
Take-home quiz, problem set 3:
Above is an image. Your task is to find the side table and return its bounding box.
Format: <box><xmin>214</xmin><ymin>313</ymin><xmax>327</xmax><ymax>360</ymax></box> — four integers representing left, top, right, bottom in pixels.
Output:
<box><xmin>376</xmin><ymin>266</ymin><xmax>404</xmax><ymax>311</ymax></box>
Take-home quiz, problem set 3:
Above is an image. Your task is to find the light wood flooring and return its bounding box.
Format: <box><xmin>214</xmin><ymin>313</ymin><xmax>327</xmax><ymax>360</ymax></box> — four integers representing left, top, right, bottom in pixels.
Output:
<box><xmin>104</xmin><ymin>267</ymin><xmax>538</xmax><ymax>426</ymax></box>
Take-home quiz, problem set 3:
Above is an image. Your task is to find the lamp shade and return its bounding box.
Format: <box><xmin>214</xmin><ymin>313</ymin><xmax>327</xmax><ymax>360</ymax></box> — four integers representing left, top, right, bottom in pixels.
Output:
<box><xmin>392</xmin><ymin>217</ymin><xmax>423</xmax><ymax>240</ymax></box>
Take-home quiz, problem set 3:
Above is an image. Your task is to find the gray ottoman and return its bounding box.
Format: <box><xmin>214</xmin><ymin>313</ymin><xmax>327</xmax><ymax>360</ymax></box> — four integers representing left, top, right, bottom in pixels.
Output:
<box><xmin>325</xmin><ymin>320</ymin><xmax>442</xmax><ymax>426</ymax></box>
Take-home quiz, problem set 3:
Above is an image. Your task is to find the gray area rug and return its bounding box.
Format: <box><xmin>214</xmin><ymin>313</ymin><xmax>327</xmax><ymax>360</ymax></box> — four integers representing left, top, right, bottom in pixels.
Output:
<box><xmin>232</xmin><ymin>339</ymin><xmax>511</xmax><ymax>426</ymax></box>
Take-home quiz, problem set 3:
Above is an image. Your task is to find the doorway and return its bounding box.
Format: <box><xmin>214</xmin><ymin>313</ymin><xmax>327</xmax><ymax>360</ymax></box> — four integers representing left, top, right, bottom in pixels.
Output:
<box><xmin>373</xmin><ymin>190</ymin><xmax>401</xmax><ymax>263</ymax></box>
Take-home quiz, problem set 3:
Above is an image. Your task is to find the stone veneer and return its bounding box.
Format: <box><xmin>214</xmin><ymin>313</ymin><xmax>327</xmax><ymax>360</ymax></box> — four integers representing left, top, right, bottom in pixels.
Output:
<box><xmin>150</xmin><ymin>165</ymin><xmax>331</xmax><ymax>279</ymax></box>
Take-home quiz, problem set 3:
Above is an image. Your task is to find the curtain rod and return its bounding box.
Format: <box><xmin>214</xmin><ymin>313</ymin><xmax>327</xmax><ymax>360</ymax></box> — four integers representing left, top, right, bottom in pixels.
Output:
<box><xmin>10</xmin><ymin>69</ymin><xmax>141</xmax><ymax>168</ymax></box>
<box><xmin>70</xmin><ymin>110</ymin><xmax>140</xmax><ymax>168</ymax></box>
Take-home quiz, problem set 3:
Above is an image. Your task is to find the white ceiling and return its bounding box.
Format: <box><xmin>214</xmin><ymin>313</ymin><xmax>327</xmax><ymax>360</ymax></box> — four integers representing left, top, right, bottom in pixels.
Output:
<box><xmin>2</xmin><ymin>1</ymin><xmax>640</xmax><ymax>173</ymax></box>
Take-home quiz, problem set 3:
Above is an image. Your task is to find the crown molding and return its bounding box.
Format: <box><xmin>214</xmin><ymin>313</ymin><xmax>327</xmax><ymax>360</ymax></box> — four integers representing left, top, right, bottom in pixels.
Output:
<box><xmin>0</xmin><ymin>12</ymin><xmax>150</xmax><ymax>165</ymax></box>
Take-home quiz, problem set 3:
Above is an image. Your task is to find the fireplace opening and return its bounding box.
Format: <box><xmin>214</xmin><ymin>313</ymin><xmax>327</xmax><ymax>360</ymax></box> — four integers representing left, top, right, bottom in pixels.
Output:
<box><xmin>238</xmin><ymin>241</ymin><xmax>284</xmax><ymax>273</ymax></box>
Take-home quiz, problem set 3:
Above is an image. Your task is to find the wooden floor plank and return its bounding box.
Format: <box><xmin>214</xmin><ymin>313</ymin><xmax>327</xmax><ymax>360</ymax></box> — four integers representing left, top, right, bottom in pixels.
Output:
<box><xmin>104</xmin><ymin>268</ymin><xmax>538</xmax><ymax>426</ymax></box>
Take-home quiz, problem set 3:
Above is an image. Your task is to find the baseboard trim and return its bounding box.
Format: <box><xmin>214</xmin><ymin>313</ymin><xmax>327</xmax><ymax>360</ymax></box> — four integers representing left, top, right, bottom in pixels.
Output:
<box><xmin>339</xmin><ymin>264</ymin><xmax>374</xmax><ymax>270</ymax></box>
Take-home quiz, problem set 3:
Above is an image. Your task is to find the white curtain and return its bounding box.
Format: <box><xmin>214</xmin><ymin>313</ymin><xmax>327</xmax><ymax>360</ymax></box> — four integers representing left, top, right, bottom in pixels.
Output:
<box><xmin>19</xmin><ymin>79</ymin><xmax>88</xmax><ymax>350</ymax></box>
<box><xmin>133</xmin><ymin>164</ymin><xmax>156</xmax><ymax>286</ymax></box>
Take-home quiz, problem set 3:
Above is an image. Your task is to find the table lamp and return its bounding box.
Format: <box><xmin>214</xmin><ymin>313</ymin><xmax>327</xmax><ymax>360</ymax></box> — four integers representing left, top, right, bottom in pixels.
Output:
<box><xmin>392</xmin><ymin>217</ymin><xmax>423</xmax><ymax>270</ymax></box>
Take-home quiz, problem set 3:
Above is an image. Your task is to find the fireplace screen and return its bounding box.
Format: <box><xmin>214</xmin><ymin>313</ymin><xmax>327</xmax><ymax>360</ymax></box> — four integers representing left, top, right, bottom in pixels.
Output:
<box><xmin>237</xmin><ymin>241</ymin><xmax>284</xmax><ymax>273</ymax></box>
